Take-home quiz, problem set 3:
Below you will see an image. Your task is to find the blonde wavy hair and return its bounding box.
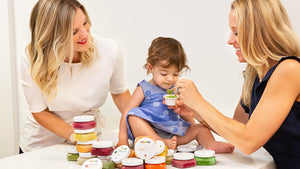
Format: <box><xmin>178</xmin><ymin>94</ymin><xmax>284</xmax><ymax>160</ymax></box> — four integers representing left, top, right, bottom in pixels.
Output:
<box><xmin>231</xmin><ymin>0</ymin><xmax>300</xmax><ymax>107</ymax></box>
<box><xmin>26</xmin><ymin>0</ymin><xmax>97</xmax><ymax>100</ymax></box>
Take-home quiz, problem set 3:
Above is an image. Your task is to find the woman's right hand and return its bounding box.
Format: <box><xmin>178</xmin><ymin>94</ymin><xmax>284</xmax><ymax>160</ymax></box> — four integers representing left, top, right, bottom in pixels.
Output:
<box><xmin>174</xmin><ymin>79</ymin><xmax>205</xmax><ymax>111</ymax></box>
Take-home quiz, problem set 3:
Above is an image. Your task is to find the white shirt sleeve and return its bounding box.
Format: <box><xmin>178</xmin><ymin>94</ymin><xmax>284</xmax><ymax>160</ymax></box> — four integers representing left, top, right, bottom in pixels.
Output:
<box><xmin>109</xmin><ymin>42</ymin><xmax>128</xmax><ymax>94</ymax></box>
<box><xmin>21</xmin><ymin>55</ymin><xmax>47</xmax><ymax>113</ymax></box>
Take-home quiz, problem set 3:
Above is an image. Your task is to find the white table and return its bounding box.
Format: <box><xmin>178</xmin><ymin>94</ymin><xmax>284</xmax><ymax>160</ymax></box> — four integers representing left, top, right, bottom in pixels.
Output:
<box><xmin>0</xmin><ymin>130</ymin><xmax>275</xmax><ymax>169</ymax></box>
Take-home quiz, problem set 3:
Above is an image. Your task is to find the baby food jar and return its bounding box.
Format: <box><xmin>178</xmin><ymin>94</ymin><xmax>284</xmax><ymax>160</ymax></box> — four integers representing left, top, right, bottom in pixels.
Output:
<box><xmin>76</xmin><ymin>140</ymin><xmax>95</xmax><ymax>153</ymax></box>
<box><xmin>194</xmin><ymin>150</ymin><xmax>216</xmax><ymax>165</ymax></box>
<box><xmin>145</xmin><ymin>156</ymin><xmax>166</xmax><ymax>169</ymax></box>
<box><xmin>164</xmin><ymin>94</ymin><xmax>178</xmax><ymax>106</ymax></box>
<box><xmin>81</xmin><ymin>158</ymin><xmax>103</xmax><ymax>169</ymax></box>
<box><xmin>121</xmin><ymin>158</ymin><xmax>144</xmax><ymax>169</ymax></box>
<box><xmin>172</xmin><ymin>152</ymin><xmax>196</xmax><ymax>168</ymax></box>
<box><xmin>166</xmin><ymin>149</ymin><xmax>175</xmax><ymax>165</ymax></box>
<box><xmin>91</xmin><ymin>140</ymin><xmax>114</xmax><ymax>156</ymax></box>
<box><xmin>97</xmin><ymin>156</ymin><xmax>115</xmax><ymax>169</ymax></box>
<box><xmin>111</xmin><ymin>145</ymin><xmax>135</xmax><ymax>168</ymax></box>
<box><xmin>134</xmin><ymin>136</ymin><xmax>157</xmax><ymax>160</ymax></box>
<box><xmin>73</xmin><ymin>115</ymin><xmax>96</xmax><ymax>130</ymax></box>
<box><xmin>67</xmin><ymin>146</ymin><xmax>79</xmax><ymax>161</ymax></box>
<box><xmin>73</xmin><ymin>128</ymin><xmax>97</xmax><ymax>142</ymax></box>
<box><xmin>77</xmin><ymin>152</ymin><xmax>97</xmax><ymax>165</ymax></box>
<box><xmin>176</xmin><ymin>144</ymin><xmax>197</xmax><ymax>153</ymax></box>
<box><xmin>155</xmin><ymin>140</ymin><xmax>168</xmax><ymax>157</ymax></box>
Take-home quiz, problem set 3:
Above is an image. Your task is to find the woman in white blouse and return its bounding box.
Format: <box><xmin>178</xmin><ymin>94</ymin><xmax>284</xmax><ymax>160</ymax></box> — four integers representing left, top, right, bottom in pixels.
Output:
<box><xmin>20</xmin><ymin>0</ymin><xmax>131</xmax><ymax>152</ymax></box>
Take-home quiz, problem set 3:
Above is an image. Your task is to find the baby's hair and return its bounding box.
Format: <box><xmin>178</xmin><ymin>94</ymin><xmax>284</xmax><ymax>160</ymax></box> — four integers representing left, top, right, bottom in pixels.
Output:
<box><xmin>144</xmin><ymin>37</ymin><xmax>190</xmax><ymax>73</ymax></box>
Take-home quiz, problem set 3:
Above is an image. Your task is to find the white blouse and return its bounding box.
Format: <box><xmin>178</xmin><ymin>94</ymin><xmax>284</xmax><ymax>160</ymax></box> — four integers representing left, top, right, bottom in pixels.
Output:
<box><xmin>20</xmin><ymin>37</ymin><xmax>127</xmax><ymax>152</ymax></box>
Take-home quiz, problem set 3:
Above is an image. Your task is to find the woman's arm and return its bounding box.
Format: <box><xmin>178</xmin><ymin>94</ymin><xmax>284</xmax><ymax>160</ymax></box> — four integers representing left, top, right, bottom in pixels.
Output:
<box><xmin>233</xmin><ymin>97</ymin><xmax>249</xmax><ymax>124</ymax></box>
<box><xmin>32</xmin><ymin>108</ymin><xmax>74</xmax><ymax>142</ymax></box>
<box><xmin>116</xmin><ymin>86</ymin><xmax>144</xmax><ymax>146</ymax></box>
<box><xmin>111</xmin><ymin>89</ymin><xmax>131</xmax><ymax>114</ymax></box>
<box><xmin>175</xmin><ymin>60</ymin><xmax>300</xmax><ymax>154</ymax></box>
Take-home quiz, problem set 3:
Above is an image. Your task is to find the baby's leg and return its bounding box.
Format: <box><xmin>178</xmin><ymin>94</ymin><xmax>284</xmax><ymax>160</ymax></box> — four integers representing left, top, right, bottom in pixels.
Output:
<box><xmin>177</xmin><ymin>124</ymin><xmax>234</xmax><ymax>153</ymax></box>
<box><xmin>128</xmin><ymin>115</ymin><xmax>177</xmax><ymax>149</ymax></box>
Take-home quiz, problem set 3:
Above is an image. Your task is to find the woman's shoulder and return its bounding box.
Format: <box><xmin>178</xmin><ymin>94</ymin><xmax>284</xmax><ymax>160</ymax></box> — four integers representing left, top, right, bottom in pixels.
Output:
<box><xmin>272</xmin><ymin>57</ymin><xmax>300</xmax><ymax>86</ymax></box>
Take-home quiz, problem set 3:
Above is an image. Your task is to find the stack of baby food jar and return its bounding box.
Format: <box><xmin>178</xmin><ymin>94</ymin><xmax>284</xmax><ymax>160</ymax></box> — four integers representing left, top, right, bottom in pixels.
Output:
<box><xmin>72</xmin><ymin>115</ymin><xmax>97</xmax><ymax>165</ymax></box>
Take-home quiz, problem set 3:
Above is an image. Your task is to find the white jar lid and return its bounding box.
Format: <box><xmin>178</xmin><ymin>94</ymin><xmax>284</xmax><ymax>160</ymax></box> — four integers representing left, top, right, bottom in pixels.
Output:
<box><xmin>81</xmin><ymin>158</ymin><xmax>103</xmax><ymax>169</ymax></box>
<box><xmin>97</xmin><ymin>155</ymin><xmax>111</xmax><ymax>160</ymax></box>
<box><xmin>155</xmin><ymin>140</ymin><xmax>166</xmax><ymax>155</ymax></box>
<box><xmin>92</xmin><ymin>140</ymin><xmax>114</xmax><ymax>148</ymax></box>
<box><xmin>177</xmin><ymin>144</ymin><xmax>197</xmax><ymax>152</ymax></box>
<box><xmin>77</xmin><ymin>139</ymin><xmax>96</xmax><ymax>145</ymax></box>
<box><xmin>79</xmin><ymin>152</ymin><xmax>97</xmax><ymax>158</ymax></box>
<box><xmin>167</xmin><ymin>149</ymin><xmax>175</xmax><ymax>156</ymax></box>
<box><xmin>134</xmin><ymin>137</ymin><xmax>156</xmax><ymax>160</ymax></box>
<box><xmin>145</xmin><ymin>156</ymin><xmax>166</xmax><ymax>164</ymax></box>
<box><xmin>173</xmin><ymin>152</ymin><xmax>194</xmax><ymax>160</ymax></box>
<box><xmin>194</xmin><ymin>150</ymin><xmax>215</xmax><ymax>158</ymax></box>
<box><xmin>73</xmin><ymin>115</ymin><xmax>94</xmax><ymax>122</ymax></box>
<box><xmin>122</xmin><ymin>158</ymin><xmax>143</xmax><ymax>166</ymax></box>
<box><xmin>74</xmin><ymin>128</ymin><xmax>95</xmax><ymax>134</ymax></box>
<box><xmin>68</xmin><ymin>146</ymin><xmax>79</xmax><ymax>154</ymax></box>
<box><xmin>111</xmin><ymin>145</ymin><xmax>131</xmax><ymax>164</ymax></box>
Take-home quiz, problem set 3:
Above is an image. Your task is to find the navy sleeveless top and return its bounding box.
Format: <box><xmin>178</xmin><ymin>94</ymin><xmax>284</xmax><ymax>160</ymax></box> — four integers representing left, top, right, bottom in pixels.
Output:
<box><xmin>241</xmin><ymin>56</ymin><xmax>300</xmax><ymax>169</ymax></box>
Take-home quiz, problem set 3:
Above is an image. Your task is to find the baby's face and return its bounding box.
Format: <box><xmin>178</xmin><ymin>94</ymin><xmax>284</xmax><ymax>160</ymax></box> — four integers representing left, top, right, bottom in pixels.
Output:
<box><xmin>149</xmin><ymin>60</ymin><xmax>180</xmax><ymax>90</ymax></box>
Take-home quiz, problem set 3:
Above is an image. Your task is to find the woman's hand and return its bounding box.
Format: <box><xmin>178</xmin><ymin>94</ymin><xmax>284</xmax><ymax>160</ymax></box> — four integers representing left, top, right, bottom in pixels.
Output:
<box><xmin>174</xmin><ymin>79</ymin><xmax>205</xmax><ymax>110</ymax></box>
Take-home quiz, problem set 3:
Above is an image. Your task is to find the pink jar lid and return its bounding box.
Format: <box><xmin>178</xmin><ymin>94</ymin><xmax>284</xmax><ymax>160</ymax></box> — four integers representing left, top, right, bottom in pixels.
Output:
<box><xmin>73</xmin><ymin>115</ymin><xmax>94</xmax><ymax>122</ymax></box>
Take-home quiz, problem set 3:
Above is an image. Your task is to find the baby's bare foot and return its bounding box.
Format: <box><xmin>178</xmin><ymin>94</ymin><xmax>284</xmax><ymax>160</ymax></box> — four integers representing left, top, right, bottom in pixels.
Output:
<box><xmin>164</xmin><ymin>136</ymin><xmax>177</xmax><ymax>150</ymax></box>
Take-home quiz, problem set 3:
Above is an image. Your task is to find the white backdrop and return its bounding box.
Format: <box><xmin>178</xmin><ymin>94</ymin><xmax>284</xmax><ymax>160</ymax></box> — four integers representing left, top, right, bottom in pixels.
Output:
<box><xmin>1</xmin><ymin>0</ymin><xmax>299</xmax><ymax>158</ymax></box>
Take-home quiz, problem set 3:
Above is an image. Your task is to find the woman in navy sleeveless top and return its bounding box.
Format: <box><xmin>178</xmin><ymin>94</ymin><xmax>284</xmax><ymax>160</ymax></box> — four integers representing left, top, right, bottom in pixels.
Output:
<box><xmin>173</xmin><ymin>0</ymin><xmax>300</xmax><ymax>168</ymax></box>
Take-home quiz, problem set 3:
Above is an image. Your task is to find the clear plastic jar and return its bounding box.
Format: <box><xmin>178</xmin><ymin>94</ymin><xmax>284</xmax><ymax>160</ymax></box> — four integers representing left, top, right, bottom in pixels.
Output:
<box><xmin>121</xmin><ymin>158</ymin><xmax>144</xmax><ymax>169</ymax></box>
<box><xmin>172</xmin><ymin>152</ymin><xmax>196</xmax><ymax>168</ymax></box>
<box><xmin>77</xmin><ymin>152</ymin><xmax>97</xmax><ymax>165</ymax></box>
<box><xmin>73</xmin><ymin>115</ymin><xmax>96</xmax><ymax>130</ymax></box>
<box><xmin>166</xmin><ymin>149</ymin><xmax>174</xmax><ymax>165</ymax></box>
<box><xmin>134</xmin><ymin>136</ymin><xmax>156</xmax><ymax>160</ymax></box>
<box><xmin>176</xmin><ymin>144</ymin><xmax>197</xmax><ymax>153</ymax></box>
<box><xmin>76</xmin><ymin>140</ymin><xmax>95</xmax><ymax>153</ymax></box>
<box><xmin>194</xmin><ymin>150</ymin><xmax>216</xmax><ymax>165</ymax></box>
<box><xmin>145</xmin><ymin>156</ymin><xmax>166</xmax><ymax>169</ymax></box>
<box><xmin>73</xmin><ymin>128</ymin><xmax>97</xmax><ymax>142</ymax></box>
<box><xmin>91</xmin><ymin>140</ymin><xmax>114</xmax><ymax>156</ymax></box>
<box><xmin>67</xmin><ymin>146</ymin><xmax>79</xmax><ymax>161</ymax></box>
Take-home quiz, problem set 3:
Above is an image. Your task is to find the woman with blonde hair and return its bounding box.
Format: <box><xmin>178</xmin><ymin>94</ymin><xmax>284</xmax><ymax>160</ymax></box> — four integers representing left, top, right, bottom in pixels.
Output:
<box><xmin>20</xmin><ymin>0</ymin><xmax>130</xmax><ymax>152</ymax></box>
<box><xmin>174</xmin><ymin>0</ymin><xmax>300</xmax><ymax>168</ymax></box>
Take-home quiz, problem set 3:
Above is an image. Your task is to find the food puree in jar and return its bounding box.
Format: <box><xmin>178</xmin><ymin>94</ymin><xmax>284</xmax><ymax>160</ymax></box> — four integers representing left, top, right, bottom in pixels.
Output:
<box><xmin>73</xmin><ymin>115</ymin><xmax>96</xmax><ymax>130</ymax></box>
<box><xmin>145</xmin><ymin>156</ymin><xmax>166</xmax><ymax>169</ymax></box>
<box><xmin>73</xmin><ymin>128</ymin><xmax>97</xmax><ymax>142</ymax></box>
<box><xmin>172</xmin><ymin>152</ymin><xmax>196</xmax><ymax>168</ymax></box>
<box><xmin>91</xmin><ymin>140</ymin><xmax>114</xmax><ymax>156</ymax></box>
<box><xmin>194</xmin><ymin>150</ymin><xmax>216</xmax><ymax>165</ymax></box>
